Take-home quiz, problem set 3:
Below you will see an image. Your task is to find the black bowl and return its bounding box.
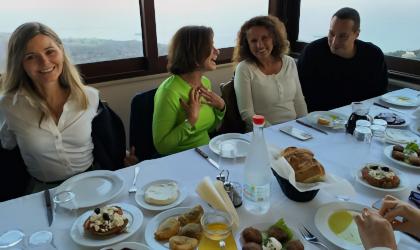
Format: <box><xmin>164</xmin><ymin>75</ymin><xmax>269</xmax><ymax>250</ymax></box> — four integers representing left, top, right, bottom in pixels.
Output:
<box><xmin>272</xmin><ymin>169</ymin><xmax>319</xmax><ymax>202</ymax></box>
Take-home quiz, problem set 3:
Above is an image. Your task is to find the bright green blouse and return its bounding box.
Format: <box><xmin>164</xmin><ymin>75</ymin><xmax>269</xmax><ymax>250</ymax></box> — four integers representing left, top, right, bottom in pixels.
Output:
<box><xmin>152</xmin><ymin>75</ymin><xmax>225</xmax><ymax>155</ymax></box>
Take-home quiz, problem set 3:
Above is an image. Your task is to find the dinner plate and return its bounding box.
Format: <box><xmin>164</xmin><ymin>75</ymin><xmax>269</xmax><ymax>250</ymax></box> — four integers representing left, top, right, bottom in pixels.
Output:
<box><xmin>409</xmin><ymin>121</ymin><xmax>420</xmax><ymax>136</ymax></box>
<box><xmin>380</xmin><ymin>93</ymin><xmax>419</xmax><ymax>107</ymax></box>
<box><xmin>306</xmin><ymin>111</ymin><xmax>347</xmax><ymax>129</ymax></box>
<box><xmin>371</xmin><ymin>111</ymin><xmax>409</xmax><ymax>128</ymax></box>
<box><xmin>144</xmin><ymin>207</ymin><xmax>191</xmax><ymax>250</ymax></box>
<box><xmin>383</xmin><ymin>145</ymin><xmax>420</xmax><ymax>170</ymax></box>
<box><xmin>135</xmin><ymin>179</ymin><xmax>188</xmax><ymax>211</ymax></box>
<box><xmin>235</xmin><ymin>222</ymin><xmax>310</xmax><ymax>249</ymax></box>
<box><xmin>355</xmin><ymin>163</ymin><xmax>409</xmax><ymax>192</ymax></box>
<box><xmin>209</xmin><ymin>133</ymin><xmax>250</xmax><ymax>158</ymax></box>
<box><xmin>315</xmin><ymin>201</ymin><xmax>401</xmax><ymax>250</ymax></box>
<box><xmin>99</xmin><ymin>241</ymin><xmax>151</xmax><ymax>250</ymax></box>
<box><xmin>70</xmin><ymin>203</ymin><xmax>143</xmax><ymax>248</ymax></box>
<box><xmin>55</xmin><ymin>170</ymin><xmax>124</xmax><ymax>209</ymax></box>
<box><xmin>384</xmin><ymin>128</ymin><xmax>419</xmax><ymax>144</ymax></box>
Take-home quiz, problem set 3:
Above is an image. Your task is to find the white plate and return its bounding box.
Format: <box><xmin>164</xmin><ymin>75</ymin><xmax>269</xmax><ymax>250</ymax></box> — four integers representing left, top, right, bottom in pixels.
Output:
<box><xmin>235</xmin><ymin>222</ymin><xmax>310</xmax><ymax>249</ymax></box>
<box><xmin>306</xmin><ymin>111</ymin><xmax>347</xmax><ymax>129</ymax></box>
<box><xmin>55</xmin><ymin>170</ymin><xmax>124</xmax><ymax>209</ymax></box>
<box><xmin>409</xmin><ymin>122</ymin><xmax>420</xmax><ymax>136</ymax></box>
<box><xmin>209</xmin><ymin>133</ymin><xmax>250</xmax><ymax>158</ymax></box>
<box><xmin>70</xmin><ymin>203</ymin><xmax>143</xmax><ymax>248</ymax></box>
<box><xmin>315</xmin><ymin>202</ymin><xmax>401</xmax><ymax>250</ymax></box>
<box><xmin>380</xmin><ymin>93</ymin><xmax>419</xmax><ymax>107</ymax></box>
<box><xmin>144</xmin><ymin>207</ymin><xmax>191</xmax><ymax>250</ymax></box>
<box><xmin>135</xmin><ymin>179</ymin><xmax>188</xmax><ymax>211</ymax></box>
<box><xmin>383</xmin><ymin>145</ymin><xmax>420</xmax><ymax>170</ymax></box>
<box><xmin>100</xmin><ymin>242</ymin><xmax>151</xmax><ymax>250</ymax></box>
<box><xmin>371</xmin><ymin>112</ymin><xmax>409</xmax><ymax>128</ymax></box>
<box><xmin>385</xmin><ymin>128</ymin><xmax>419</xmax><ymax>144</ymax></box>
<box><xmin>355</xmin><ymin>163</ymin><xmax>409</xmax><ymax>192</ymax></box>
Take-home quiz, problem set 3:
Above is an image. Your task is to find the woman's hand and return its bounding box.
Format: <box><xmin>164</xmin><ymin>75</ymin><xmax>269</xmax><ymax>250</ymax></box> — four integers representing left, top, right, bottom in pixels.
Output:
<box><xmin>379</xmin><ymin>195</ymin><xmax>420</xmax><ymax>238</ymax></box>
<box><xmin>124</xmin><ymin>146</ymin><xmax>139</xmax><ymax>166</ymax></box>
<box><xmin>180</xmin><ymin>87</ymin><xmax>201</xmax><ymax>126</ymax></box>
<box><xmin>355</xmin><ymin>208</ymin><xmax>397</xmax><ymax>250</ymax></box>
<box><xmin>198</xmin><ymin>86</ymin><xmax>225</xmax><ymax>111</ymax></box>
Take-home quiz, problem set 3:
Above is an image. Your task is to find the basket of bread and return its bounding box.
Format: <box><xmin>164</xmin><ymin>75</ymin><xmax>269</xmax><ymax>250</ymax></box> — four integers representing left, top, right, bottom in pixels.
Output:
<box><xmin>270</xmin><ymin>146</ymin><xmax>352</xmax><ymax>202</ymax></box>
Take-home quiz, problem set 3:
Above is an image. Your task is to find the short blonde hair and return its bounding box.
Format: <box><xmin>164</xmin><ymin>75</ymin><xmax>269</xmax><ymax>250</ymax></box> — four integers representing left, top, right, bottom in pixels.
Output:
<box><xmin>1</xmin><ymin>22</ymin><xmax>88</xmax><ymax>123</ymax></box>
<box><xmin>232</xmin><ymin>15</ymin><xmax>289</xmax><ymax>67</ymax></box>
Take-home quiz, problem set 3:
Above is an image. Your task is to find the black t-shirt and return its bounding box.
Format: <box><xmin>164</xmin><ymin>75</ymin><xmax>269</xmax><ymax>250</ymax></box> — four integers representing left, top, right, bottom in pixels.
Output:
<box><xmin>297</xmin><ymin>37</ymin><xmax>388</xmax><ymax>112</ymax></box>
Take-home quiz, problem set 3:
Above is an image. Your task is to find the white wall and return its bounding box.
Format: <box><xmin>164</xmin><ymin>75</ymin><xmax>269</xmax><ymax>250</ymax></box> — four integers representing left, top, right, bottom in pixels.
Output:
<box><xmin>91</xmin><ymin>63</ymin><xmax>234</xmax><ymax>145</ymax></box>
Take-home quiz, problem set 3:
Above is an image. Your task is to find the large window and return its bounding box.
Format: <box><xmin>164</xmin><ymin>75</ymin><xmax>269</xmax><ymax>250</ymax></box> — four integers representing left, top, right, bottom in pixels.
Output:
<box><xmin>0</xmin><ymin>0</ymin><xmax>142</xmax><ymax>73</ymax></box>
<box><xmin>299</xmin><ymin>0</ymin><xmax>420</xmax><ymax>61</ymax></box>
<box><xmin>154</xmin><ymin>0</ymin><xmax>269</xmax><ymax>56</ymax></box>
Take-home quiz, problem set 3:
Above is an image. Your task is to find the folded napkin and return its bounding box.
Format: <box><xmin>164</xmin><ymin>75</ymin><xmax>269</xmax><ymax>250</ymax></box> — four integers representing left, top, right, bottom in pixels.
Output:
<box><xmin>269</xmin><ymin>146</ymin><xmax>355</xmax><ymax>197</ymax></box>
<box><xmin>196</xmin><ymin>176</ymin><xmax>239</xmax><ymax>230</ymax></box>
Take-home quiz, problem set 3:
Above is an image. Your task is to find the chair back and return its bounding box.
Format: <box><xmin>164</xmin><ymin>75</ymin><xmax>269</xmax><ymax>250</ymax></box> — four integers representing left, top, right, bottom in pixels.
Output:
<box><xmin>0</xmin><ymin>146</ymin><xmax>29</xmax><ymax>201</ymax></box>
<box><xmin>218</xmin><ymin>78</ymin><xmax>246</xmax><ymax>134</ymax></box>
<box><xmin>130</xmin><ymin>88</ymin><xmax>159</xmax><ymax>162</ymax></box>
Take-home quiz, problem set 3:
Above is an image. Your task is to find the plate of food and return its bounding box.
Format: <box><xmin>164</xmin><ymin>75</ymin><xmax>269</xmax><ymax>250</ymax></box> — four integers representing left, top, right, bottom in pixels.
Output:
<box><xmin>355</xmin><ymin>163</ymin><xmax>408</xmax><ymax>192</ymax></box>
<box><xmin>315</xmin><ymin>201</ymin><xmax>401</xmax><ymax>250</ymax></box>
<box><xmin>384</xmin><ymin>143</ymin><xmax>420</xmax><ymax>170</ymax></box>
<box><xmin>55</xmin><ymin>170</ymin><xmax>124</xmax><ymax>209</ymax></box>
<box><xmin>135</xmin><ymin>179</ymin><xmax>187</xmax><ymax>211</ymax></box>
<box><xmin>372</xmin><ymin>112</ymin><xmax>409</xmax><ymax>128</ymax></box>
<box><xmin>235</xmin><ymin>219</ymin><xmax>309</xmax><ymax>250</ymax></box>
<box><xmin>144</xmin><ymin>205</ymin><xmax>204</xmax><ymax>250</ymax></box>
<box><xmin>306</xmin><ymin>111</ymin><xmax>347</xmax><ymax>129</ymax></box>
<box><xmin>99</xmin><ymin>241</ymin><xmax>151</xmax><ymax>250</ymax></box>
<box><xmin>380</xmin><ymin>93</ymin><xmax>419</xmax><ymax>107</ymax></box>
<box><xmin>70</xmin><ymin>203</ymin><xmax>143</xmax><ymax>248</ymax></box>
<box><xmin>209</xmin><ymin>133</ymin><xmax>250</xmax><ymax>158</ymax></box>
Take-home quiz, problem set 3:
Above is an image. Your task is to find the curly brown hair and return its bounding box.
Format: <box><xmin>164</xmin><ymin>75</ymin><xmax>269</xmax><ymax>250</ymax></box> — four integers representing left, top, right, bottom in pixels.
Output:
<box><xmin>232</xmin><ymin>15</ymin><xmax>289</xmax><ymax>67</ymax></box>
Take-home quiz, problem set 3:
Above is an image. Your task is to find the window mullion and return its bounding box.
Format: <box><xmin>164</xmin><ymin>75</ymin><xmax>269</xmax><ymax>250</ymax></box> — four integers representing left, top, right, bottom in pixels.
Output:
<box><xmin>140</xmin><ymin>0</ymin><xmax>160</xmax><ymax>73</ymax></box>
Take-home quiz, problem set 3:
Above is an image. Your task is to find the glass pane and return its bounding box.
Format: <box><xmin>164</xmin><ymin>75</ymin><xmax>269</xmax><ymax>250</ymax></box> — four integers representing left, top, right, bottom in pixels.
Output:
<box><xmin>0</xmin><ymin>0</ymin><xmax>143</xmax><ymax>72</ymax></box>
<box><xmin>299</xmin><ymin>0</ymin><xmax>420</xmax><ymax>61</ymax></box>
<box><xmin>155</xmin><ymin>0</ymin><xmax>269</xmax><ymax>55</ymax></box>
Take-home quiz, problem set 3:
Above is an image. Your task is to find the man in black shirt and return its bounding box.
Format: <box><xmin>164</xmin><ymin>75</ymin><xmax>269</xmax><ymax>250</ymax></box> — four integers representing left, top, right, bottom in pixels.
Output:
<box><xmin>297</xmin><ymin>7</ymin><xmax>388</xmax><ymax>112</ymax></box>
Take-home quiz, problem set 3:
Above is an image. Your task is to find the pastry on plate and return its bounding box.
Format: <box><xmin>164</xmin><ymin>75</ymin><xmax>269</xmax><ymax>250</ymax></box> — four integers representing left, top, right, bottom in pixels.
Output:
<box><xmin>83</xmin><ymin>205</ymin><xmax>128</xmax><ymax>236</ymax></box>
<box><xmin>154</xmin><ymin>216</ymin><xmax>181</xmax><ymax>241</ymax></box>
<box><xmin>168</xmin><ymin>235</ymin><xmax>198</xmax><ymax>250</ymax></box>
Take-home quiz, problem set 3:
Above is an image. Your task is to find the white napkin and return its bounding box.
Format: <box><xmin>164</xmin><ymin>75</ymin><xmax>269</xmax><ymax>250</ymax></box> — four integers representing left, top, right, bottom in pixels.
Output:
<box><xmin>269</xmin><ymin>146</ymin><xmax>355</xmax><ymax>197</ymax></box>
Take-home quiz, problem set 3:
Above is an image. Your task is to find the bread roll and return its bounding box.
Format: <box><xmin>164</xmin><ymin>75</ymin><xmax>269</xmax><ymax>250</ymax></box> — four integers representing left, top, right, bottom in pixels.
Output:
<box><xmin>281</xmin><ymin>147</ymin><xmax>325</xmax><ymax>183</ymax></box>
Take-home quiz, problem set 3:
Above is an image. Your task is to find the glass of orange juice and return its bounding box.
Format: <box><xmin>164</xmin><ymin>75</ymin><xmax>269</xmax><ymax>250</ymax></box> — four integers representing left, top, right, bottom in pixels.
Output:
<box><xmin>200</xmin><ymin>210</ymin><xmax>232</xmax><ymax>249</ymax></box>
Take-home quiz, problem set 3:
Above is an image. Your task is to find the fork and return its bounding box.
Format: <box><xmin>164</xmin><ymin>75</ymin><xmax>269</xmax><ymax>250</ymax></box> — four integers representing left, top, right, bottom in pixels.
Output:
<box><xmin>128</xmin><ymin>166</ymin><xmax>140</xmax><ymax>194</ymax></box>
<box><xmin>298</xmin><ymin>225</ymin><xmax>329</xmax><ymax>250</ymax></box>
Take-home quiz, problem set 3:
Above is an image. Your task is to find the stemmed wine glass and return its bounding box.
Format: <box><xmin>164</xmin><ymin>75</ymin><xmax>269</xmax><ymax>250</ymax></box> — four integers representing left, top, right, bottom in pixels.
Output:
<box><xmin>0</xmin><ymin>229</ymin><xmax>25</xmax><ymax>249</ymax></box>
<box><xmin>200</xmin><ymin>210</ymin><xmax>233</xmax><ymax>249</ymax></box>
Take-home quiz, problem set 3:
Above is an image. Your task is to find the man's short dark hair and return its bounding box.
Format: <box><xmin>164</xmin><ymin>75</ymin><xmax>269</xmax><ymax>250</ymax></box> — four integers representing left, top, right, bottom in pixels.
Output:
<box><xmin>333</xmin><ymin>7</ymin><xmax>360</xmax><ymax>31</ymax></box>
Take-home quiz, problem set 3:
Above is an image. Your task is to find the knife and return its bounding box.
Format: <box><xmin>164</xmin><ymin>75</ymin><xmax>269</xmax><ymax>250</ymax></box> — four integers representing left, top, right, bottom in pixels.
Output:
<box><xmin>44</xmin><ymin>189</ymin><xmax>53</xmax><ymax>226</ymax></box>
<box><xmin>194</xmin><ymin>148</ymin><xmax>220</xmax><ymax>170</ymax></box>
<box><xmin>295</xmin><ymin>119</ymin><xmax>328</xmax><ymax>135</ymax></box>
<box><xmin>373</xmin><ymin>102</ymin><xmax>404</xmax><ymax>114</ymax></box>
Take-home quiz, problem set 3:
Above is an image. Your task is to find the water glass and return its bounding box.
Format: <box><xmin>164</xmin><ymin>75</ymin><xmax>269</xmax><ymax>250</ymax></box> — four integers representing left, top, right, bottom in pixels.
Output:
<box><xmin>201</xmin><ymin>210</ymin><xmax>233</xmax><ymax>249</ymax></box>
<box><xmin>27</xmin><ymin>231</ymin><xmax>56</xmax><ymax>250</ymax></box>
<box><xmin>218</xmin><ymin>142</ymin><xmax>238</xmax><ymax>170</ymax></box>
<box><xmin>0</xmin><ymin>229</ymin><xmax>25</xmax><ymax>249</ymax></box>
<box><xmin>52</xmin><ymin>191</ymin><xmax>78</xmax><ymax>231</ymax></box>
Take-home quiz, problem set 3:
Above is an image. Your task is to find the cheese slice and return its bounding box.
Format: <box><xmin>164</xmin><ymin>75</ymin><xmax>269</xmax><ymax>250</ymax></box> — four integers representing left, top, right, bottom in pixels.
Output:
<box><xmin>195</xmin><ymin>177</ymin><xmax>240</xmax><ymax>230</ymax></box>
<box><xmin>144</xmin><ymin>182</ymin><xmax>179</xmax><ymax>205</ymax></box>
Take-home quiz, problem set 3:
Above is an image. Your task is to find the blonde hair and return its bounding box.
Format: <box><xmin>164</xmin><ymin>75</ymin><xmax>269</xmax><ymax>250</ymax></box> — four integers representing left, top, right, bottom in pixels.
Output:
<box><xmin>1</xmin><ymin>22</ymin><xmax>88</xmax><ymax>123</ymax></box>
<box><xmin>232</xmin><ymin>15</ymin><xmax>289</xmax><ymax>67</ymax></box>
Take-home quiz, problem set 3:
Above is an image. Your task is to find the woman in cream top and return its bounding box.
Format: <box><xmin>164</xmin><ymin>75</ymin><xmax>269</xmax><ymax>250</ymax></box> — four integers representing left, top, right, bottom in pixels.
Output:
<box><xmin>233</xmin><ymin>16</ymin><xmax>307</xmax><ymax>130</ymax></box>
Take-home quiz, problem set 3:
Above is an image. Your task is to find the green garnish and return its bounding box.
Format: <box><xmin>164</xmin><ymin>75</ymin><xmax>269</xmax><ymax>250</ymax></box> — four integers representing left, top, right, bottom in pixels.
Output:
<box><xmin>330</xmin><ymin>115</ymin><xmax>338</xmax><ymax>120</ymax></box>
<box><xmin>404</xmin><ymin>142</ymin><xmax>419</xmax><ymax>154</ymax></box>
<box><xmin>272</xmin><ymin>218</ymin><xmax>293</xmax><ymax>242</ymax></box>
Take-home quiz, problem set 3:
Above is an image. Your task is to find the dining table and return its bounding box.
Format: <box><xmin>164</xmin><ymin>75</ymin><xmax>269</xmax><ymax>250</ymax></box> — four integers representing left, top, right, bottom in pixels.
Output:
<box><xmin>1</xmin><ymin>88</ymin><xmax>420</xmax><ymax>250</ymax></box>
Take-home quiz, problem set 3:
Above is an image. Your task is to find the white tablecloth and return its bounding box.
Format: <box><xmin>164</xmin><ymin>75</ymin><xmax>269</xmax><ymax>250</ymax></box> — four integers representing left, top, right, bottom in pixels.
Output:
<box><xmin>1</xmin><ymin>88</ymin><xmax>419</xmax><ymax>249</ymax></box>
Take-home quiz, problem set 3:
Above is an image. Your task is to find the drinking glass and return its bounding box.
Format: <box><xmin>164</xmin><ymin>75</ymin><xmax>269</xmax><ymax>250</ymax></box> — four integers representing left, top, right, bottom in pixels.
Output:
<box><xmin>52</xmin><ymin>191</ymin><xmax>78</xmax><ymax>231</ymax></box>
<box><xmin>0</xmin><ymin>229</ymin><xmax>25</xmax><ymax>249</ymax></box>
<box><xmin>201</xmin><ymin>210</ymin><xmax>233</xmax><ymax>249</ymax></box>
<box><xmin>218</xmin><ymin>142</ymin><xmax>238</xmax><ymax>170</ymax></box>
<box><xmin>26</xmin><ymin>231</ymin><xmax>56</xmax><ymax>250</ymax></box>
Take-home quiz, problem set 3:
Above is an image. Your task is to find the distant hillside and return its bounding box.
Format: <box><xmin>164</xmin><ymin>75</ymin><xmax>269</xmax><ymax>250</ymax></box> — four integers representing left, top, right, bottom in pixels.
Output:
<box><xmin>386</xmin><ymin>49</ymin><xmax>420</xmax><ymax>60</ymax></box>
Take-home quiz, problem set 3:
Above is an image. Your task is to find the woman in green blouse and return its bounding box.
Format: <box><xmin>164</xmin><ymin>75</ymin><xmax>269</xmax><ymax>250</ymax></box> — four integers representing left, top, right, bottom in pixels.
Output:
<box><xmin>152</xmin><ymin>26</ymin><xmax>225</xmax><ymax>155</ymax></box>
